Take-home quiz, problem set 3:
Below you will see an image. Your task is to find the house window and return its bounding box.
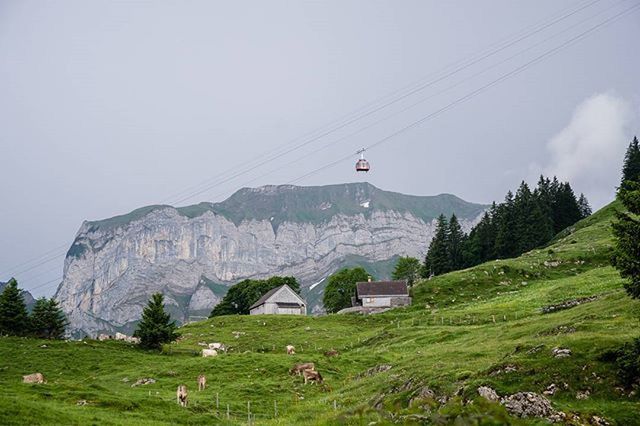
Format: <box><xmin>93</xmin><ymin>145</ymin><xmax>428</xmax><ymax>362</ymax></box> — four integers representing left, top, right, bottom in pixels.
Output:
<box><xmin>367</xmin><ymin>297</ymin><xmax>374</xmax><ymax>303</ymax></box>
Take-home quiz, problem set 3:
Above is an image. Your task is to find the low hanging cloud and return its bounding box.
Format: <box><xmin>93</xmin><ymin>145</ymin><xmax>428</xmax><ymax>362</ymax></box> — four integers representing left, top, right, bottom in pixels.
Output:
<box><xmin>543</xmin><ymin>92</ymin><xmax>635</xmax><ymax>209</ymax></box>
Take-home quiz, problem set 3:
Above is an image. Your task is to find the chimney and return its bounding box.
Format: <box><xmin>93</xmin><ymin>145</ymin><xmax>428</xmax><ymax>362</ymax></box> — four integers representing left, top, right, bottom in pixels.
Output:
<box><xmin>367</xmin><ymin>276</ymin><xmax>372</xmax><ymax>282</ymax></box>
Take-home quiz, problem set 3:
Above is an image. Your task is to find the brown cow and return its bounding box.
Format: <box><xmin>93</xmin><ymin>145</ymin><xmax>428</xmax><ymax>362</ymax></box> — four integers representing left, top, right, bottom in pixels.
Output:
<box><xmin>324</xmin><ymin>349</ymin><xmax>339</xmax><ymax>357</ymax></box>
<box><xmin>302</xmin><ymin>369</ymin><xmax>323</xmax><ymax>385</ymax></box>
<box><xmin>177</xmin><ymin>385</ymin><xmax>188</xmax><ymax>407</ymax></box>
<box><xmin>289</xmin><ymin>362</ymin><xmax>315</xmax><ymax>376</ymax></box>
<box><xmin>197</xmin><ymin>374</ymin><xmax>206</xmax><ymax>391</ymax></box>
<box><xmin>22</xmin><ymin>373</ymin><xmax>45</xmax><ymax>384</ymax></box>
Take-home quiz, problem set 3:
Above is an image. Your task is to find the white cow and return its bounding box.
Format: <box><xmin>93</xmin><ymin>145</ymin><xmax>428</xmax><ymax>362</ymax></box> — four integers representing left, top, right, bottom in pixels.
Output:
<box><xmin>202</xmin><ymin>349</ymin><xmax>218</xmax><ymax>357</ymax></box>
<box><xmin>23</xmin><ymin>373</ymin><xmax>45</xmax><ymax>384</ymax></box>
<box><xmin>286</xmin><ymin>345</ymin><xmax>295</xmax><ymax>355</ymax></box>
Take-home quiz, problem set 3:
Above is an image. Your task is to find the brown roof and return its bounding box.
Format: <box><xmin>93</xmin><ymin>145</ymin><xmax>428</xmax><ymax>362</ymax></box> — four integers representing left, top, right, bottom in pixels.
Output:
<box><xmin>356</xmin><ymin>280</ymin><xmax>408</xmax><ymax>297</ymax></box>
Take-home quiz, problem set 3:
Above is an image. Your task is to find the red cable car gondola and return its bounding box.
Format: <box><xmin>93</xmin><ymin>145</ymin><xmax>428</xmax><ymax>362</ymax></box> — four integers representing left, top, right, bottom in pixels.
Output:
<box><xmin>355</xmin><ymin>148</ymin><xmax>370</xmax><ymax>172</ymax></box>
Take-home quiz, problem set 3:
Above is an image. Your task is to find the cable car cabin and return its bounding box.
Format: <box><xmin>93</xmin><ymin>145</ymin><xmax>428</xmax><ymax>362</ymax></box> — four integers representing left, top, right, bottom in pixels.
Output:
<box><xmin>356</xmin><ymin>158</ymin><xmax>370</xmax><ymax>172</ymax></box>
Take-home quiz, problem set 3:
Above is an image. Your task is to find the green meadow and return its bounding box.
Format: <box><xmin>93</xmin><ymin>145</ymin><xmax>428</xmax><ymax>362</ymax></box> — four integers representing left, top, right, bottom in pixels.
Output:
<box><xmin>1</xmin><ymin>200</ymin><xmax>638</xmax><ymax>425</ymax></box>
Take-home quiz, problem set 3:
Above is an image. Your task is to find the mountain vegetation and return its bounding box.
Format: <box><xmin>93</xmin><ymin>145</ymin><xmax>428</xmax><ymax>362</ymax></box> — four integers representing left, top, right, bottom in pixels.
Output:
<box><xmin>134</xmin><ymin>293</ymin><xmax>180</xmax><ymax>350</ymax></box>
<box><xmin>210</xmin><ymin>276</ymin><xmax>300</xmax><ymax>317</ymax></box>
<box><xmin>609</xmin><ymin>135</ymin><xmax>640</xmax><ymax>387</ymax></box>
<box><xmin>391</xmin><ymin>256</ymin><xmax>421</xmax><ymax>286</ymax></box>
<box><xmin>0</xmin><ymin>278</ymin><xmax>67</xmax><ymax>339</ymax></box>
<box><xmin>1</xmin><ymin>197</ymin><xmax>638</xmax><ymax>424</ymax></box>
<box><xmin>0</xmin><ymin>278</ymin><xmax>30</xmax><ymax>336</ymax></box>
<box><xmin>323</xmin><ymin>267</ymin><xmax>372</xmax><ymax>313</ymax></box>
<box><xmin>423</xmin><ymin>176</ymin><xmax>590</xmax><ymax>277</ymax></box>
<box><xmin>29</xmin><ymin>298</ymin><xmax>68</xmax><ymax>340</ymax></box>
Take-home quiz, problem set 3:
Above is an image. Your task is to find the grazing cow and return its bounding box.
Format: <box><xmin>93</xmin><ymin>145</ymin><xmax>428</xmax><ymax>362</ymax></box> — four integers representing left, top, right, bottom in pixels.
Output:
<box><xmin>197</xmin><ymin>374</ymin><xmax>206</xmax><ymax>391</ymax></box>
<box><xmin>302</xmin><ymin>369</ymin><xmax>323</xmax><ymax>385</ymax></box>
<box><xmin>324</xmin><ymin>349</ymin><xmax>339</xmax><ymax>357</ymax></box>
<box><xmin>289</xmin><ymin>363</ymin><xmax>315</xmax><ymax>376</ymax></box>
<box><xmin>208</xmin><ymin>342</ymin><xmax>226</xmax><ymax>352</ymax></box>
<box><xmin>286</xmin><ymin>345</ymin><xmax>295</xmax><ymax>355</ymax></box>
<box><xmin>177</xmin><ymin>385</ymin><xmax>188</xmax><ymax>407</ymax></box>
<box><xmin>97</xmin><ymin>334</ymin><xmax>111</xmax><ymax>341</ymax></box>
<box><xmin>114</xmin><ymin>332</ymin><xmax>127</xmax><ymax>341</ymax></box>
<box><xmin>202</xmin><ymin>349</ymin><xmax>218</xmax><ymax>357</ymax></box>
<box><xmin>22</xmin><ymin>373</ymin><xmax>45</xmax><ymax>384</ymax></box>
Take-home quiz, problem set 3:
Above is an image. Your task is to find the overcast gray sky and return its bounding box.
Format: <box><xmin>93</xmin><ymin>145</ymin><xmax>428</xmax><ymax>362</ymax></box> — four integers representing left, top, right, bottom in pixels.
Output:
<box><xmin>1</xmin><ymin>0</ymin><xmax>639</xmax><ymax>297</ymax></box>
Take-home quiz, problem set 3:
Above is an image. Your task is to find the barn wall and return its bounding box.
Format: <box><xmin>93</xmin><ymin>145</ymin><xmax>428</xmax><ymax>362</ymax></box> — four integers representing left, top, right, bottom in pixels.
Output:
<box><xmin>362</xmin><ymin>297</ymin><xmax>391</xmax><ymax>308</ymax></box>
<box><xmin>275</xmin><ymin>307</ymin><xmax>302</xmax><ymax>315</ymax></box>
<box><xmin>250</xmin><ymin>304</ymin><xmax>265</xmax><ymax>315</ymax></box>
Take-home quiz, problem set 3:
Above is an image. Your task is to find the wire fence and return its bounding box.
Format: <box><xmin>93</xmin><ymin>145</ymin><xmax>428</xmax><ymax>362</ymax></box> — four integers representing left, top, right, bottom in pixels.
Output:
<box><xmin>139</xmin><ymin>390</ymin><xmax>340</xmax><ymax>424</ymax></box>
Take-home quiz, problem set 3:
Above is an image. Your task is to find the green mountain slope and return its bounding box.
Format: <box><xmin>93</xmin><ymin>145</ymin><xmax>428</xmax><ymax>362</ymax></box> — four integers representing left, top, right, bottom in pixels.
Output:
<box><xmin>85</xmin><ymin>182</ymin><xmax>487</xmax><ymax>232</ymax></box>
<box><xmin>2</xmin><ymin>199</ymin><xmax>638</xmax><ymax>425</ymax></box>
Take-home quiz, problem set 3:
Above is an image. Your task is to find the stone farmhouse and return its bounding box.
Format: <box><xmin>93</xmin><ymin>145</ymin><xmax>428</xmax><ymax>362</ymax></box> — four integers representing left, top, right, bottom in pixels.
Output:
<box><xmin>355</xmin><ymin>279</ymin><xmax>411</xmax><ymax>309</ymax></box>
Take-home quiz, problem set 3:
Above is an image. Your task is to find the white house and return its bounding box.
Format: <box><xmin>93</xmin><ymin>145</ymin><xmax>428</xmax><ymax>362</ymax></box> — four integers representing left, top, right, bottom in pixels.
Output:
<box><xmin>355</xmin><ymin>280</ymin><xmax>411</xmax><ymax>308</ymax></box>
<box><xmin>249</xmin><ymin>284</ymin><xmax>307</xmax><ymax>315</ymax></box>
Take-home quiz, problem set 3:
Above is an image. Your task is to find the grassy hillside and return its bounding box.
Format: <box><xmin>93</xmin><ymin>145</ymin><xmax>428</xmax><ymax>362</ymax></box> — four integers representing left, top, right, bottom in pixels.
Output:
<box><xmin>2</xmin><ymin>200</ymin><xmax>639</xmax><ymax>425</ymax></box>
<box><xmin>86</xmin><ymin>182</ymin><xmax>487</xmax><ymax>232</ymax></box>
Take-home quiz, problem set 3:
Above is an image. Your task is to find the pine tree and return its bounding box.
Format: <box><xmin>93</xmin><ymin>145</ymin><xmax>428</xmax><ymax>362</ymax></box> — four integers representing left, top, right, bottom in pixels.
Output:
<box><xmin>494</xmin><ymin>191</ymin><xmax>517</xmax><ymax>258</ymax></box>
<box><xmin>552</xmin><ymin>182</ymin><xmax>582</xmax><ymax>233</ymax></box>
<box><xmin>612</xmin><ymin>178</ymin><xmax>640</xmax><ymax>298</ymax></box>
<box><xmin>620</xmin><ymin>136</ymin><xmax>640</xmax><ymax>188</ymax></box>
<box><xmin>134</xmin><ymin>293</ymin><xmax>179</xmax><ymax>350</ymax></box>
<box><xmin>0</xmin><ymin>278</ymin><xmax>29</xmax><ymax>336</ymax></box>
<box><xmin>447</xmin><ymin>214</ymin><xmax>465</xmax><ymax>271</ymax></box>
<box><xmin>30</xmin><ymin>298</ymin><xmax>67</xmax><ymax>339</ymax></box>
<box><xmin>577</xmin><ymin>193</ymin><xmax>592</xmax><ymax>218</ymax></box>
<box><xmin>423</xmin><ymin>214</ymin><xmax>450</xmax><ymax>276</ymax></box>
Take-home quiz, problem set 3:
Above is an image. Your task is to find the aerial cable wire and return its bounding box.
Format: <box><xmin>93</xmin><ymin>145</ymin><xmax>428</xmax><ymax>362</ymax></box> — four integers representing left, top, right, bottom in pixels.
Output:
<box><xmin>288</xmin><ymin>2</ymin><xmax>640</xmax><ymax>185</ymax></box>
<box><xmin>0</xmin><ymin>0</ymin><xmax>620</xmax><ymax>288</ymax></box>
<box><xmin>180</xmin><ymin>0</ymin><xmax>633</xmax><ymax>203</ymax></box>
<box><xmin>163</xmin><ymin>0</ymin><xmax>605</xmax><ymax>206</ymax></box>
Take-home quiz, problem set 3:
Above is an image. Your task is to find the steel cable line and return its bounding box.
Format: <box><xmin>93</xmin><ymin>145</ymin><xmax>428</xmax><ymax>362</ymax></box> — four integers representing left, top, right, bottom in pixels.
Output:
<box><xmin>181</xmin><ymin>0</ymin><xmax>634</xmax><ymax>202</ymax></box>
<box><xmin>288</xmin><ymin>3</ymin><xmax>640</xmax><ymax>185</ymax></box>
<box><xmin>3</xmin><ymin>252</ymin><xmax>67</xmax><ymax>279</ymax></box>
<box><xmin>0</xmin><ymin>0</ymin><xmax>616</xmax><ymax>287</ymax></box>
<box><xmin>164</xmin><ymin>0</ymin><xmax>605</xmax><ymax>206</ymax></box>
<box><xmin>1</xmin><ymin>243</ymin><xmax>68</xmax><ymax>277</ymax></box>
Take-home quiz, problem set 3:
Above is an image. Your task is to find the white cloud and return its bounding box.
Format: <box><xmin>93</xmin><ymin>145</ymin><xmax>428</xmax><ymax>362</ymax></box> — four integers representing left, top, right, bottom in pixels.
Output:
<box><xmin>543</xmin><ymin>93</ymin><xmax>635</xmax><ymax>209</ymax></box>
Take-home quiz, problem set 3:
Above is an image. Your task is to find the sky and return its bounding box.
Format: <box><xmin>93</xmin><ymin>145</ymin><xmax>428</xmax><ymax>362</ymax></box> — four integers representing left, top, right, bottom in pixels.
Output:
<box><xmin>1</xmin><ymin>0</ymin><xmax>639</xmax><ymax>297</ymax></box>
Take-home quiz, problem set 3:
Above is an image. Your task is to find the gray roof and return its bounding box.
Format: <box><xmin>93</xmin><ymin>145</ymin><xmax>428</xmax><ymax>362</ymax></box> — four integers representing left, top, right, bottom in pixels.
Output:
<box><xmin>356</xmin><ymin>280</ymin><xmax>408</xmax><ymax>297</ymax></box>
<box><xmin>249</xmin><ymin>284</ymin><xmax>305</xmax><ymax>310</ymax></box>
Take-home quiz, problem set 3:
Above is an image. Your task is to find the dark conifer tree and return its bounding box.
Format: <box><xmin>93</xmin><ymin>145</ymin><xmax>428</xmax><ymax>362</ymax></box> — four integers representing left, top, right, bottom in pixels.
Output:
<box><xmin>0</xmin><ymin>278</ymin><xmax>29</xmax><ymax>336</ymax></box>
<box><xmin>134</xmin><ymin>293</ymin><xmax>179</xmax><ymax>350</ymax></box>
<box><xmin>494</xmin><ymin>191</ymin><xmax>517</xmax><ymax>258</ymax></box>
<box><xmin>447</xmin><ymin>214</ymin><xmax>466</xmax><ymax>271</ymax></box>
<box><xmin>423</xmin><ymin>214</ymin><xmax>450</xmax><ymax>276</ymax></box>
<box><xmin>577</xmin><ymin>193</ymin><xmax>592</xmax><ymax>218</ymax></box>
<box><xmin>30</xmin><ymin>298</ymin><xmax>68</xmax><ymax>339</ymax></box>
<box><xmin>620</xmin><ymin>136</ymin><xmax>640</xmax><ymax>188</ymax></box>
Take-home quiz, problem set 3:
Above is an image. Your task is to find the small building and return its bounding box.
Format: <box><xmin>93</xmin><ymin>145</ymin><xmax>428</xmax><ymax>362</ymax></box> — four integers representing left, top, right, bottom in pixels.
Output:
<box><xmin>355</xmin><ymin>280</ymin><xmax>411</xmax><ymax>308</ymax></box>
<box><xmin>249</xmin><ymin>284</ymin><xmax>307</xmax><ymax>315</ymax></box>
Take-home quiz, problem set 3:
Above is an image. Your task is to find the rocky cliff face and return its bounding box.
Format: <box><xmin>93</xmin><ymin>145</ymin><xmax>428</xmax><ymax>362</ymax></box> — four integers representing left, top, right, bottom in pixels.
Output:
<box><xmin>55</xmin><ymin>183</ymin><xmax>485</xmax><ymax>337</ymax></box>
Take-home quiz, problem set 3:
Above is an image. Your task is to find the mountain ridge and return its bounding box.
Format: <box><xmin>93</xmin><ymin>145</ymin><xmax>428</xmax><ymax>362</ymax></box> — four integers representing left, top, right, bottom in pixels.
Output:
<box><xmin>55</xmin><ymin>182</ymin><xmax>487</xmax><ymax>337</ymax></box>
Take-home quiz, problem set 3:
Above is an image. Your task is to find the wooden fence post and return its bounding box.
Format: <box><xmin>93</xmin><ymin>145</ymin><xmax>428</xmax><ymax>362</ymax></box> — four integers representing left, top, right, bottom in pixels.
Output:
<box><xmin>492</xmin><ymin>315</ymin><xmax>496</xmax><ymax>323</ymax></box>
<box><xmin>247</xmin><ymin>401</ymin><xmax>251</xmax><ymax>425</ymax></box>
<box><xmin>274</xmin><ymin>400</ymin><xmax>278</xmax><ymax>417</ymax></box>
<box><xmin>226</xmin><ymin>404</ymin><xmax>230</xmax><ymax>420</ymax></box>
<box><xmin>333</xmin><ymin>400</ymin><xmax>337</xmax><ymax>411</ymax></box>
<box><xmin>216</xmin><ymin>392</ymin><xmax>219</xmax><ymax>414</ymax></box>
